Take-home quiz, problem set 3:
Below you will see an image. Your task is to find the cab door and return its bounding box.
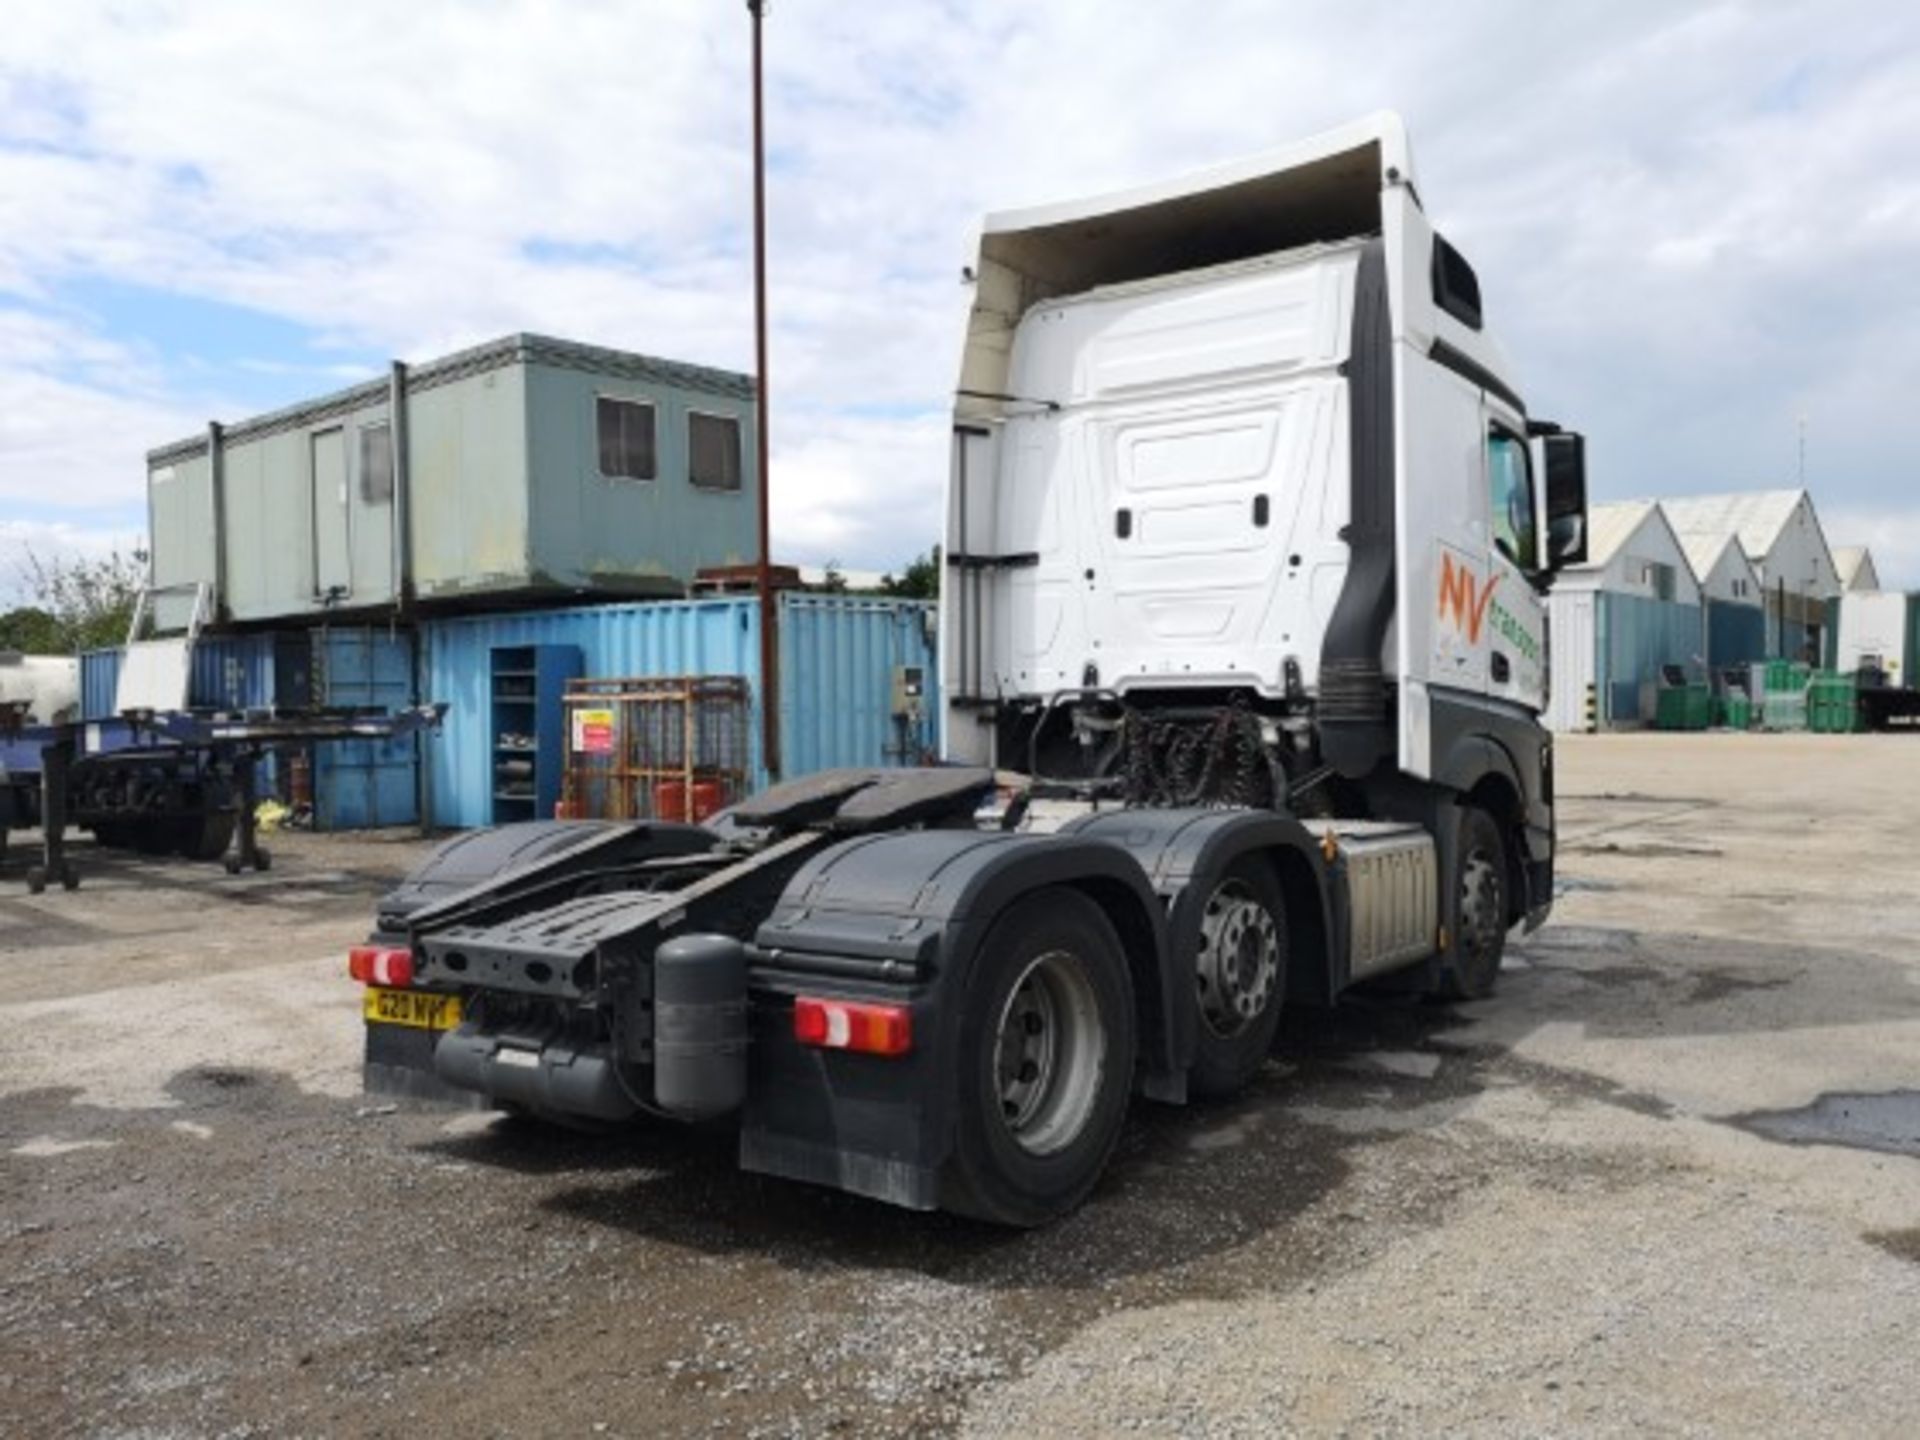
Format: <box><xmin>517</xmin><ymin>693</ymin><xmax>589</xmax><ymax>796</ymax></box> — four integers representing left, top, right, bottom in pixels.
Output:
<box><xmin>1484</xmin><ymin>419</ymin><xmax>1547</xmax><ymax>711</ymax></box>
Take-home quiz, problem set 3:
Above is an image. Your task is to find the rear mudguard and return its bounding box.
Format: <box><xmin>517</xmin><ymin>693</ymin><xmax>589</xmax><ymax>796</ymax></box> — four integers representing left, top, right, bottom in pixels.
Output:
<box><xmin>744</xmin><ymin>828</ymin><xmax>1168</xmax><ymax>1210</ymax></box>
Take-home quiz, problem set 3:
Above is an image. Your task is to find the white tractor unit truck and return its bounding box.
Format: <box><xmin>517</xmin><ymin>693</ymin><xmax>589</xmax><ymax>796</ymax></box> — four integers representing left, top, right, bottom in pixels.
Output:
<box><xmin>353</xmin><ymin>114</ymin><xmax>1590</xmax><ymax>1225</ymax></box>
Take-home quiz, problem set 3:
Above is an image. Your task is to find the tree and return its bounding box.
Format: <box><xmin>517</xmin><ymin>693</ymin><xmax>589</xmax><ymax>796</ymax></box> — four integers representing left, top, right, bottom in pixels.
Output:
<box><xmin>881</xmin><ymin>547</ymin><xmax>940</xmax><ymax>600</ymax></box>
<box><xmin>6</xmin><ymin>545</ymin><xmax>150</xmax><ymax>653</ymax></box>
<box><xmin>0</xmin><ymin>606</ymin><xmax>65</xmax><ymax>655</ymax></box>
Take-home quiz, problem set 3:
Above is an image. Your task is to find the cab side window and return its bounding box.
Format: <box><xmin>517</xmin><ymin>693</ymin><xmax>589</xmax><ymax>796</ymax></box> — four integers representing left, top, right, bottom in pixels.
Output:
<box><xmin>1488</xmin><ymin>429</ymin><xmax>1537</xmax><ymax>570</ymax></box>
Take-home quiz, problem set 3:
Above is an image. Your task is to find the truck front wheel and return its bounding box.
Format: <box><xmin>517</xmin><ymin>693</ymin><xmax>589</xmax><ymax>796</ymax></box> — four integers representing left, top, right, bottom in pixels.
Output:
<box><xmin>944</xmin><ymin>888</ymin><xmax>1136</xmax><ymax>1227</ymax></box>
<box><xmin>1188</xmin><ymin>858</ymin><xmax>1288</xmax><ymax>1098</ymax></box>
<box><xmin>1439</xmin><ymin>807</ymin><xmax>1508</xmax><ymax>1000</ymax></box>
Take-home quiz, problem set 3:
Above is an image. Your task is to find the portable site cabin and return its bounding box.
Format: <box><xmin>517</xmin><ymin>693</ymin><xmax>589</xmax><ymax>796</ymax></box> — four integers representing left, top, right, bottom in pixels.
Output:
<box><xmin>1679</xmin><ymin>532</ymin><xmax>1765</xmax><ymax>673</ymax></box>
<box><xmin>1833</xmin><ymin>545</ymin><xmax>1881</xmax><ymax>593</ymax></box>
<box><xmin>1661</xmin><ymin>490</ymin><xmax>1839</xmax><ymax>663</ymax></box>
<box><xmin>146</xmin><ymin>334</ymin><xmax>760</xmax><ymax>629</ymax></box>
<box><xmin>1545</xmin><ymin>500</ymin><xmax>1703</xmax><ymax>731</ymax></box>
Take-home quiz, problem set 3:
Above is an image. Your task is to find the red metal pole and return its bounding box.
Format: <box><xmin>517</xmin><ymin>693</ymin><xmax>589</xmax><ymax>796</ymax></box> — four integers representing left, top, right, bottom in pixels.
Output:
<box><xmin>748</xmin><ymin>0</ymin><xmax>779</xmax><ymax>781</ymax></box>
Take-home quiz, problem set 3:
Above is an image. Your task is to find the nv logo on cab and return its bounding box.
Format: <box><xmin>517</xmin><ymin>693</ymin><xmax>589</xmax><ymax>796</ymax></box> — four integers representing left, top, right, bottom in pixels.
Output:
<box><xmin>1437</xmin><ymin>550</ymin><xmax>1501</xmax><ymax>645</ymax></box>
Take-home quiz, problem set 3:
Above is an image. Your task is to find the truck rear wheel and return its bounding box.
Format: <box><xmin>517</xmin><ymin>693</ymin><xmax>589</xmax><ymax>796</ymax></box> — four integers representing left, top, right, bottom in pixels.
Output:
<box><xmin>1188</xmin><ymin>858</ymin><xmax>1288</xmax><ymax>1098</ymax></box>
<box><xmin>1439</xmin><ymin>807</ymin><xmax>1507</xmax><ymax>1000</ymax></box>
<box><xmin>944</xmin><ymin>887</ymin><xmax>1136</xmax><ymax>1227</ymax></box>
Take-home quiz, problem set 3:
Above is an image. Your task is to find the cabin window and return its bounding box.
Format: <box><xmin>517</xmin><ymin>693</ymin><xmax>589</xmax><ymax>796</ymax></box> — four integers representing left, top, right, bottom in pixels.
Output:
<box><xmin>1643</xmin><ymin>562</ymin><xmax>1676</xmax><ymax>601</ymax></box>
<box><xmin>597</xmin><ymin>397</ymin><xmax>658</xmax><ymax>481</ymax></box>
<box><xmin>359</xmin><ymin>424</ymin><xmax>394</xmax><ymax>504</ymax></box>
<box><xmin>689</xmin><ymin>412</ymin><xmax>743</xmax><ymax>491</ymax></box>
<box><xmin>1432</xmin><ymin>235</ymin><xmax>1484</xmax><ymax>330</ymax></box>
<box><xmin>1487</xmin><ymin>428</ymin><xmax>1536</xmax><ymax>570</ymax></box>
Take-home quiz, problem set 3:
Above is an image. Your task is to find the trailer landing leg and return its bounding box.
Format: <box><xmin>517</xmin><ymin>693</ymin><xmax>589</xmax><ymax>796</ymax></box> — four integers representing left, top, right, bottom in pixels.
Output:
<box><xmin>27</xmin><ymin>737</ymin><xmax>79</xmax><ymax>895</ymax></box>
<box><xmin>223</xmin><ymin>750</ymin><xmax>271</xmax><ymax>876</ymax></box>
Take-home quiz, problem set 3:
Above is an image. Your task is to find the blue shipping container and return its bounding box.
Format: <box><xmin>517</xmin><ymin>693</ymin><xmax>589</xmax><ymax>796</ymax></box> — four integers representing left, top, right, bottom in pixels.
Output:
<box><xmin>79</xmin><ymin>632</ymin><xmax>289</xmax><ymax>720</ymax></box>
<box><xmin>418</xmin><ymin>593</ymin><xmax>938</xmax><ymax>830</ymax></box>
<box><xmin>312</xmin><ymin>627</ymin><xmax>419</xmax><ymax>830</ymax></box>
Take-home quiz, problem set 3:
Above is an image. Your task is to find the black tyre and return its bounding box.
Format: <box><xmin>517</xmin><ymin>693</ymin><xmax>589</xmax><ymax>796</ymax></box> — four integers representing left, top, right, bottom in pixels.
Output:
<box><xmin>133</xmin><ymin>820</ymin><xmax>175</xmax><ymax>856</ymax></box>
<box><xmin>1188</xmin><ymin>857</ymin><xmax>1288</xmax><ymax>1098</ymax></box>
<box><xmin>943</xmin><ymin>887</ymin><xmax>1137</xmax><ymax>1227</ymax></box>
<box><xmin>1438</xmin><ymin>807</ymin><xmax>1508</xmax><ymax>1000</ymax></box>
<box><xmin>178</xmin><ymin>813</ymin><xmax>237</xmax><ymax>863</ymax></box>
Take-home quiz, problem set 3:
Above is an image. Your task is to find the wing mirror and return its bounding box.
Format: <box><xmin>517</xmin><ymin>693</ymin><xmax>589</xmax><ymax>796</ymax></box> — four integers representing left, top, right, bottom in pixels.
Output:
<box><xmin>1530</xmin><ymin>427</ymin><xmax>1588</xmax><ymax>571</ymax></box>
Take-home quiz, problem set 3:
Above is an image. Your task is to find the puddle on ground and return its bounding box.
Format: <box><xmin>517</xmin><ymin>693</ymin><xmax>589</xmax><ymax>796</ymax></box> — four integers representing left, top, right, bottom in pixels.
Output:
<box><xmin>1734</xmin><ymin>1090</ymin><xmax>1920</xmax><ymax>1158</ymax></box>
<box><xmin>1554</xmin><ymin>875</ymin><xmax>1618</xmax><ymax>895</ymax></box>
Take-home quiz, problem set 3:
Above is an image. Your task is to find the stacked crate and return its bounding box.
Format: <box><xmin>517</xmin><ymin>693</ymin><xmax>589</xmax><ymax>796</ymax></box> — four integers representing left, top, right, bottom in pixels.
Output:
<box><xmin>1807</xmin><ymin>672</ymin><xmax>1866</xmax><ymax>733</ymax></box>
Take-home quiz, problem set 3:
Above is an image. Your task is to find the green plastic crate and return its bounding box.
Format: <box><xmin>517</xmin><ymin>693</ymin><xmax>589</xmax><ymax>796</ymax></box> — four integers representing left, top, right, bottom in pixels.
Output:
<box><xmin>1724</xmin><ymin>692</ymin><xmax>1752</xmax><ymax>730</ymax></box>
<box><xmin>1656</xmin><ymin>682</ymin><xmax>1712</xmax><ymax>731</ymax></box>
<box><xmin>1808</xmin><ymin>675</ymin><xmax>1863</xmax><ymax>733</ymax></box>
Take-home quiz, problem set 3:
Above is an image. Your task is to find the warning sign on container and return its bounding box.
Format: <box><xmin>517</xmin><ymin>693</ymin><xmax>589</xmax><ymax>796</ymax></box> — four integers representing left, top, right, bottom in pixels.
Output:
<box><xmin>571</xmin><ymin>708</ymin><xmax>615</xmax><ymax>755</ymax></box>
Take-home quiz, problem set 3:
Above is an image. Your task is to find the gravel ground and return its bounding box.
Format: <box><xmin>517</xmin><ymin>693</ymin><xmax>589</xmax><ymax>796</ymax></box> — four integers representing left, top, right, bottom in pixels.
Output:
<box><xmin>3</xmin><ymin>734</ymin><xmax>1919</xmax><ymax>1437</ymax></box>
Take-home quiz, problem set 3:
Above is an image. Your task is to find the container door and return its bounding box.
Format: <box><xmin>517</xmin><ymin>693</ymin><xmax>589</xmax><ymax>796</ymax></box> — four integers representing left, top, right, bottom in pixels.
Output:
<box><xmin>311</xmin><ymin>428</ymin><xmax>352</xmax><ymax>600</ymax></box>
<box><xmin>350</xmin><ymin>422</ymin><xmax>395</xmax><ymax>603</ymax></box>
<box><xmin>312</xmin><ymin>628</ymin><xmax>417</xmax><ymax>829</ymax></box>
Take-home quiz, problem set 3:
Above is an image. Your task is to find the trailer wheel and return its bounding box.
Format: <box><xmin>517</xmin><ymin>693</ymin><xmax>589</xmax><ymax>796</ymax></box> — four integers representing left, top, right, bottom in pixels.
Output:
<box><xmin>178</xmin><ymin>813</ymin><xmax>237</xmax><ymax>863</ymax></box>
<box><xmin>1438</xmin><ymin>807</ymin><xmax>1507</xmax><ymax>1000</ymax></box>
<box><xmin>1188</xmin><ymin>857</ymin><xmax>1289</xmax><ymax>1098</ymax></box>
<box><xmin>944</xmin><ymin>887</ymin><xmax>1136</xmax><ymax>1227</ymax></box>
<box><xmin>134</xmin><ymin>820</ymin><xmax>175</xmax><ymax>856</ymax></box>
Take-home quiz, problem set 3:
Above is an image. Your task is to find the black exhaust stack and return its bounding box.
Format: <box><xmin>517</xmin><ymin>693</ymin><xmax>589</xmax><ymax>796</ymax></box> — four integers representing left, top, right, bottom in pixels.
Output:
<box><xmin>1318</xmin><ymin>238</ymin><xmax>1397</xmax><ymax>778</ymax></box>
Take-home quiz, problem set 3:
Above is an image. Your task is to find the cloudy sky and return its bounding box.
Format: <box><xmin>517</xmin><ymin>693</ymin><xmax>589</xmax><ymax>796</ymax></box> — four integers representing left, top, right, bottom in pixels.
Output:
<box><xmin>2</xmin><ymin>0</ymin><xmax>1917</xmax><ymax>599</ymax></box>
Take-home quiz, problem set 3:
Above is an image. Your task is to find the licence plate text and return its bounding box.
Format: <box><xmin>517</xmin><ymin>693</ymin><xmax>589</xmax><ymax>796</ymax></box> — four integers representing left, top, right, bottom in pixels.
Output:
<box><xmin>363</xmin><ymin>986</ymin><xmax>463</xmax><ymax>1031</ymax></box>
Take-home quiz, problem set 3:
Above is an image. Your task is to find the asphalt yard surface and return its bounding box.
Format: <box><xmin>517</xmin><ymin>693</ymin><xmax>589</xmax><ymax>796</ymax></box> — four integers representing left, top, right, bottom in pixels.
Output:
<box><xmin>3</xmin><ymin>734</ymin><xmax>1918</xmax><ymax>1437</ymax></box>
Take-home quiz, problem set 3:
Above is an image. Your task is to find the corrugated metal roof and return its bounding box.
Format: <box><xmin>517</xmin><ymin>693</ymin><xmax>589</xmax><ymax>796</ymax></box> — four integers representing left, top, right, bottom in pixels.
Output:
<box><xmin>1832</xmin><ymin>545</ymin><xmax>1875</xmax><ymax>587</ymax></box>
<box><xmin>148</xmin><ymin>333</ymin><xmax>755</xmax><ymax>464</ymax></box>
<box><xmin>1571</xmin><ymin>500</ymin><xmax>1658</xmax><ymax>570</ymax></box>
<box><xmin>1659</xmin><ymin>490</ymin><xmax>1806</xmax><ymax>559</ymax></box>
<box><xmin>1677</xmin><ymin>531</ymin><xmax>1755</xmax><ymax>586</ymax></box>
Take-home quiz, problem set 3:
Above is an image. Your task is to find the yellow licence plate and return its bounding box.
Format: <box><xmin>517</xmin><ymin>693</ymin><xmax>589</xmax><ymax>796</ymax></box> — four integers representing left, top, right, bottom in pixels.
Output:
<box><xmin>363</xmin><ymin>987</ymin><xmax>463</xmax><ymax>1031</ymax></box>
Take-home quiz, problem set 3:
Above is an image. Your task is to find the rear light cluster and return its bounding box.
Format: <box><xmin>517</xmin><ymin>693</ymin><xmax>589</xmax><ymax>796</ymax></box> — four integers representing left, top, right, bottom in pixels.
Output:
<box><xmin>348</xmin><ymin>945</ymin><xmax>414</xmax><ymax>988</ymax></box>
<box><xmin>792</xmin><ymin>997</ymin><xmax>912</xmax><ymax>1056</ymax></box>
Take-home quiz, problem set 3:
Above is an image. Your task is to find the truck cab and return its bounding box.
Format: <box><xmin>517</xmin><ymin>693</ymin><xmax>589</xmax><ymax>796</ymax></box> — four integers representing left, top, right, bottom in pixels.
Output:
<box><xmin>943</xmin><ymin>112</ymin><xmax>1586</xmax><ymax>905</ymax></box>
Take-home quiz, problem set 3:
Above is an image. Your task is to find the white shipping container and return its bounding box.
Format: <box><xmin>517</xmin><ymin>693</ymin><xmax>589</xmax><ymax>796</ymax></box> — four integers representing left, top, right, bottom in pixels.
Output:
<box><xmin>1837</xmin><ymin>591</ymin><xmax>1911</xmax><ymax>682</ymax></box>
<box><xmin>1546</xmin><ymin>589</ymin><xmax>1597</xmax><ymax>733</ymax></box>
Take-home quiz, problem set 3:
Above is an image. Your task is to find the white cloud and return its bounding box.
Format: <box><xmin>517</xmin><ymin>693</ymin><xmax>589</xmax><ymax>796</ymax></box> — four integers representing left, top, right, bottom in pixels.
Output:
<box><xmin>0</xmin><ymin>0</ymin><xmax>1916</xmax><ymax>582</ymax></box>
<box><xmin>0</xmin><ymin>517</ymin><xmax>145</xmax><ymax>608</ymax></box>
